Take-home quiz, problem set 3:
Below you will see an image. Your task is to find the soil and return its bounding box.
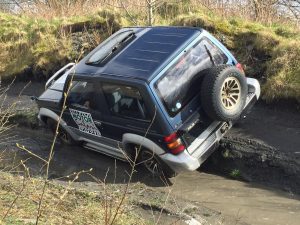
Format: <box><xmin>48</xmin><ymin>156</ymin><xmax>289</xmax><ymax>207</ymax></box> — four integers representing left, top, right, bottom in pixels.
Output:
<box><xmin>1</xmin><ymin>82</ymin><xmax>300</xmax><ymax>225</ymax></box>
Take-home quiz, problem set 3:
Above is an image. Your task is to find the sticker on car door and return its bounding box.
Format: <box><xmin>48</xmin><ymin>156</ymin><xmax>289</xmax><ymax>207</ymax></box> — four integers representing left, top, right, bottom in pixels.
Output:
<box><xmin>69</xmin><ymin>108</ymin><xmax>101</xmax><ymax>137</ymax></box>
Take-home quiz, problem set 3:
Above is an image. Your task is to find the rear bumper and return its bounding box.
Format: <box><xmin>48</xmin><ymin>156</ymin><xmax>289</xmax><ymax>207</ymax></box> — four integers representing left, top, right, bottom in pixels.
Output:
<box><xmin>160</xmin><ymin>122</ymin><xmax>228</xmax><ymax>173</ymax></box>
<box><xmin>160</xmin><ymin>77</ymin><xmax>260</xmax><ymax>173</ymax></box>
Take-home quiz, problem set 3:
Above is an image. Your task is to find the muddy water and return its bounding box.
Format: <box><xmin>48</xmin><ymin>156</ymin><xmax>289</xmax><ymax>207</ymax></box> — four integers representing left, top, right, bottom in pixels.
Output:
<box><xmin>3</xmin><ymin>81</ymin><xmax>300</xmax><ymax>224</ymax></box>
<box><xmin>2</xmin><ymin>127</ymin><xmax>299</xmax><ymax>225</ymax></box>
<box><xmin>168</xmin><ymin>172</ymin><xmax>300</xmax><ymax>225</ymax></box>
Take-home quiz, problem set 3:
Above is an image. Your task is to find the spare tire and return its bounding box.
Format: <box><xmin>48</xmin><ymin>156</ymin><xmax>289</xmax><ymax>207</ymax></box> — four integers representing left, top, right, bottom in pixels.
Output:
<box><xmin>200</xmin><ymin>65</ymin><xmax>247</xmax><ymax>121</ymax></box>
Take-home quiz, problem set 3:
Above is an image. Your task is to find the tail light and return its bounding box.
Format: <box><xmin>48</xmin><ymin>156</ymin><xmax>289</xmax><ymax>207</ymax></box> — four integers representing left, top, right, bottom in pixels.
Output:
<box><xmin>236</xmin><ymin>63</ymin><xmax>245</xmax><ymax>75</ymax></box>
<box><xmin>164</xmin><ymin>132</ymin><xmax>185</xmax><ymax>155</ymax></box>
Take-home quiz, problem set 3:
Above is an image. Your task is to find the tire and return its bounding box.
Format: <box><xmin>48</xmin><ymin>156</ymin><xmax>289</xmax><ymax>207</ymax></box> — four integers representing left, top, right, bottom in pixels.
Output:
<box><xmin>138</xmin><ymin>148</ymin><xmax>177</xmax><ymax>178</ymax></box>
<box><xmin>47</xmin><ymin>119</ymin><xmax>75</xmax><ymax>145</ymax></box>
<box><xmin>200</xmin><ymin>65</ymin><xmax>247</xmax><ymax>121</ymax></box>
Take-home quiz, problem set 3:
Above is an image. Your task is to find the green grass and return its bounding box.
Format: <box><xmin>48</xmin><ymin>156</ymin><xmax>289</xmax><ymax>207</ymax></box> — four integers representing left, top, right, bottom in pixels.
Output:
<box><xmin>171</xmin><ymin>11</ymin><xmax>300</xmax><ymax>104</ymax></box>
<box><xmin>0</xmin><ymin>8</ymin><xmax>299</xmax><ymax>104</ymax></box>
<box><xmin>229</xmin><ymin>169</ymin><xmax>241</xmax><ymax>179</ymax></box>
<box><xmin>0</xmin><ymin>10</ymin><xmax>121</xmax><ymax>80</ymax></box>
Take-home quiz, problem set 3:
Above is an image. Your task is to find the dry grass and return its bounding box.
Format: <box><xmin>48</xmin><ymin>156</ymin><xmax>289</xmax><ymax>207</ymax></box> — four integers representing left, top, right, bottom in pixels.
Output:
<box><xmin>0</xmin><ymin>3</ymin><xmax>299</xmax><ymax>102</ymax></box>
<box><xmin>263</xmin><ymin>40</ymin><xmax>300</xmax><ymax>102</ymax></box>
<box><xmin>0</xmin><ymin>171</ymin><xmax>143</xmax><ymax>225</ymax></box>
<box><xmin>172</xmin><ymin>12</ymin><xmax>300</xmax><ymax>103</ymax></box>
<box><xmin>0</xmin><ymin>10</ymin><xmax>121</xmax><ymax>80</ymax></box>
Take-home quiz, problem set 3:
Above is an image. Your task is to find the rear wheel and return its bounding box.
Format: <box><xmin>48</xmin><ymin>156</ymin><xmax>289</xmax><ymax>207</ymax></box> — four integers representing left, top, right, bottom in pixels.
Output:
<box><xmin>201</xmin><ymin>65</ymin><xmax>247</xmax><ymax>121</ymax></box>
<box><xmin>47</xmin><ymin>119</ymin><xmax>75</xmax><ymax>145</ymax></box>
<box><xmin>139</xmin><ymin>148</ymin><xmax>176</xmax><ymax>178</ymax></box>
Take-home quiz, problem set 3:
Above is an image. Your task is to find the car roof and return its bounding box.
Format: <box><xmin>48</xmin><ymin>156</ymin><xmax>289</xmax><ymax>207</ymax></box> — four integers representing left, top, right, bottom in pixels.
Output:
<box><xmin>74</xmin><ymin>26</ymin><xmax>201</xmax><ymax>82</ymax></box>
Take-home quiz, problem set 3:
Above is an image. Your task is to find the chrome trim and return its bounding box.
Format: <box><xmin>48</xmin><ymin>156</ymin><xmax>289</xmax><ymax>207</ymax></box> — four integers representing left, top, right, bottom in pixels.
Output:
<box><xmin>83</xmin><ymin>141</ymin><xmax>126</xmax><ymax>161</ymax></box>
<box><xmin>38</xmin><ymin>108</ymin><xmax>67</xmax><ymax>126</ymax></box>
<box><xmin>45</xmin><ymin>63</ymin><xmax>75</xmax><ymax>89</ymax></box>
<box><xmin>187</xmin><ymin>121</ymin><xmax>220</xmax><ymax>154</ymax></box>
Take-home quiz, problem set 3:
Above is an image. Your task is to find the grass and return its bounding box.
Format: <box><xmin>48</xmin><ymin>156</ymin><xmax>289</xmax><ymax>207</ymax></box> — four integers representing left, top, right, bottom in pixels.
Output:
<box><xmin>172</xmin><ymin>12</ymin><xmax>300</xmax><ymax>103</ymax></box>
<box><xmin>0</xmin><ymin>10</ymin><xmax>121</xmax><ymax>81</ymax></box>
<box><xmin>229</xmin><ymin>169</ymin><xmax>241</xmax><ymax>179</ymax></box>
<box><xmin>0</xmin><ymin>7</ymin><xmax>299</xmax><ymax>104</ymax></box>
<box><xmin>0</xmin><ymin>171</ymin><xmax>143</xmax><ymax>224</ymax></box>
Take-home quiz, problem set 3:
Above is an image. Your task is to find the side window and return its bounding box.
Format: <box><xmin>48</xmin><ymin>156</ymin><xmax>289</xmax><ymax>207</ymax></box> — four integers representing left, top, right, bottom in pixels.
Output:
<box><xmin>102</xmin><ymin>83</ymin><xmax>148</xmax><ymax>120</ymax></box>
<box><xmin>67</xmin><ymin>81</ymin><xmax>99</xmax><ymax>110</ymax></box>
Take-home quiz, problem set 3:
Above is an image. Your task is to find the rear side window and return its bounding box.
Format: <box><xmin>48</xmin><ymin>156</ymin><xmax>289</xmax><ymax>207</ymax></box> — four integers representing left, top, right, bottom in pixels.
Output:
<box><xmin>155</xmin><ymin>37</ymin><xmax>227</xmax><ymax>116</ymax></box>
<box><xmin>102</xmin><ymin>83</ymin><xmax>148</xmax><ymax>120</ymax></box>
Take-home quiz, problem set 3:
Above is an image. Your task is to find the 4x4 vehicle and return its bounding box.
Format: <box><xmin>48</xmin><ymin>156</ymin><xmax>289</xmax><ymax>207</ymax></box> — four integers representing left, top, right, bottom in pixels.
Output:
<box><xmin>37</xmin><ymin>27</ymin><xmax>260</xmax><ymax>177</ymax></box>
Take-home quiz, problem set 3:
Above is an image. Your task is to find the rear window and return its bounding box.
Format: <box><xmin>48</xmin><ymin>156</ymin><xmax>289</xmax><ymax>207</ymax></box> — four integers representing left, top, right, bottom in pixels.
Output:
<box><xmin>155</xmin><ymin>37</ymin><xmax>228</xmax><ymax>116</ymax></box>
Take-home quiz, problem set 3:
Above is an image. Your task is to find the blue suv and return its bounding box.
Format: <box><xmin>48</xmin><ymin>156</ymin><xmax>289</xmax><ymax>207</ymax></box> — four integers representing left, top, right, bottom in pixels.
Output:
<box><xmin>37</xmin><ymin>27</ymin><xmax>260</xmax><ymax>177</ymax></box>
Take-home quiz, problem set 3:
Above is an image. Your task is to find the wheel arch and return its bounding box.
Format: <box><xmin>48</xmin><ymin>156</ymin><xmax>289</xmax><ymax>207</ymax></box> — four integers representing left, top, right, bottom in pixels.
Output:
<box><xmin>38</xmin><ymin>108</ymin><xmax>67</xmax><ymax>126</ymax></box>
<box><xmin>122</xmin><ymin>133</ymin><xmax>165</xmax><ymax>159</ymax></box>
<box><xmin>38</xmin><ymin>108</ymin><xmax>78</xmax><ymax>141</ymax></box>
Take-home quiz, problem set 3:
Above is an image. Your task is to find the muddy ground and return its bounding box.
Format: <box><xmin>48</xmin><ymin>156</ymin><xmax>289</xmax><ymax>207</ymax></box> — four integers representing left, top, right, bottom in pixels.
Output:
<box><xmin>1</xmin><ymin>82</ymin><xmax>300</xmax><ymax>225</ymax></box>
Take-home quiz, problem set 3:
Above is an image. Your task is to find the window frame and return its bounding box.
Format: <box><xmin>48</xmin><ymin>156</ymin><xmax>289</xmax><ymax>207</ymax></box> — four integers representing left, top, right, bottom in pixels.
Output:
<box><xmin>101</xmin><ymin>82</ymin><xmax>151</xmax><ymax>122</ymax></box>
<box><xmin>154</xmin><ymin>37</ymin><xmax>228</xmax><ymax>117</ymax></box>
<box><xmin>64</xmin><ymin>77</ymin><xmax>106</xmax><ymax>115</ymax></box>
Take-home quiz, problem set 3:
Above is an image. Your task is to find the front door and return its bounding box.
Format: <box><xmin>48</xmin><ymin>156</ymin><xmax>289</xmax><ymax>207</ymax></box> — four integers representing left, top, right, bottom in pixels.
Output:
<box><xmin>63</xmin><ymin>79</ymin><xmax>123</xmax><ymax>158</ymax></box>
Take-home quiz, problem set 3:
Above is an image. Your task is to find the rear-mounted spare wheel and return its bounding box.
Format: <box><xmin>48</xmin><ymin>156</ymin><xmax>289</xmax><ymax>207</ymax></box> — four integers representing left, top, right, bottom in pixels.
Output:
<box><xmin>200</xmin><ymin>65</ymin><xmax>247</xmax><ymax>121</ymax></box>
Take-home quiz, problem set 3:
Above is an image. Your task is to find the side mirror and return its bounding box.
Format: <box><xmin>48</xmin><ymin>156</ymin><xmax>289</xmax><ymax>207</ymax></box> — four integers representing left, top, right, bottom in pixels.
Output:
<box><xmin>30</xmin><ymin>96</ymin><xmax>38</xmax><ymax>101</ymax></box>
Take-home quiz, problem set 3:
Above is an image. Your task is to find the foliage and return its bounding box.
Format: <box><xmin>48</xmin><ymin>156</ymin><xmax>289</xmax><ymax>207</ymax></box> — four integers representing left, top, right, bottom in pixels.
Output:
<box><xmin>0</xmin><ymin>6</ymin><xmax>299</xmax><ymax>103</ymax></box>
<box><xmin>172</xmin><ymin>12</ymin><xmax>300</xmax><ymax>103</ymax></box>
<box><xmin>0</xmin><ymin>10</ymin><xmax>121</xmax><ymax>80</ymax></box>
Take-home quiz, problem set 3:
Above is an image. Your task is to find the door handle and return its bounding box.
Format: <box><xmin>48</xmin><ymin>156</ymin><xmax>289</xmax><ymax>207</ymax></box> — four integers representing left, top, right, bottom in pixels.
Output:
<box><xmin>94</xmin><ymin>121</ymin><xmax>102</xmax><ymax>126</ymax></box>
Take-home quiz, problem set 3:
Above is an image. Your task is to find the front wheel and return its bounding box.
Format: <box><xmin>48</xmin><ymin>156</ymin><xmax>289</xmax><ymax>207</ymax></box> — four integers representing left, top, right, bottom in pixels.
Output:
<box><xmin>47</xmin><ymin>119</ymin><xmax>75</xmax><ymax>145</ymax></box>
<box><xmin>139</xmin><ymin>148</ymin><xmax>176</xmax><ymax>178</ymax></box>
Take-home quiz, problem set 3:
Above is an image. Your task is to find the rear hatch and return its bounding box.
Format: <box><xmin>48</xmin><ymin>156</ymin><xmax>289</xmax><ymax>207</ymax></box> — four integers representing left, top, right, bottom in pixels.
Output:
<box><xmin>179</xmin><ymin>112</ymin><xmax>212</xmax><ymax>147</ymax></box>
<box><xmin>153</xmin><ymin>35</ymin><xmax>230</xmax><ymax>153</ymax></box>
<box><xmin>175</xmin><ymin>104</ymin><xmax>215</xmax><ymax>153</ymax></box>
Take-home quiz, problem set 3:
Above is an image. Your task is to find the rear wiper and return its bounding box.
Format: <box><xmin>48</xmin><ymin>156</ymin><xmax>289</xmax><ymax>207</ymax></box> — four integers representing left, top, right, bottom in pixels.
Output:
<box><xmin>119</xmin><ymin>32</ymin><xmax>135</xmax><ymax>45</ymax></box>
<box><xmin>204</xmin><ymin>44</ymin><xmax>215</xmax><ymax>66</ymax></box>
<box><xmin>86</xmin><ymin>31</ymin><xmax>135</xmax><ymax>65</ymax></box>
<box><xmin>99</xmin><ymin>32</ymin><xmax>135</xmax><ymax>63</ymax></box>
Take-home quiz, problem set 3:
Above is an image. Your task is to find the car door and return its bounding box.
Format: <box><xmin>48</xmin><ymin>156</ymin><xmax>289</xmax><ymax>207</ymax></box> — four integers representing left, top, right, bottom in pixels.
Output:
<box><xmin>63</xmin><ymin>79</ymin><xmax>123</xmax><ymax>157</ymax></box>
<box><xmin>100</xmin><ymin>82</ymin><xmax>152</xmax><ymax>142</ymax></box>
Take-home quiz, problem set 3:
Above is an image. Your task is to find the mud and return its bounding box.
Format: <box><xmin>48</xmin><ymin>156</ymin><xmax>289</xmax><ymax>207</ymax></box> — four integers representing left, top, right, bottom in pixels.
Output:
<box><xmin>1</xmin><ymin>82</ymin><xmax>300</xmax><ymax>224</ymax></box>
<box><xmin>203</xmin><ymin>136</ymin><xmax>300</xmax><ymax>194</ymax></box>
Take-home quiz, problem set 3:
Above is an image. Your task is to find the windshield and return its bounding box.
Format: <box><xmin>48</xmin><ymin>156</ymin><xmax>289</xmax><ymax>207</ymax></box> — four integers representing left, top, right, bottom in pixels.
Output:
<box><xmin>155</xmin><ymin>37</ymin><xmax>227</xmax><ymax>116</ymax></box>
<box><xmin>86</xmin><ymin>30</ymin><xmax>135</xmax><ymax>64</ymax></box>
